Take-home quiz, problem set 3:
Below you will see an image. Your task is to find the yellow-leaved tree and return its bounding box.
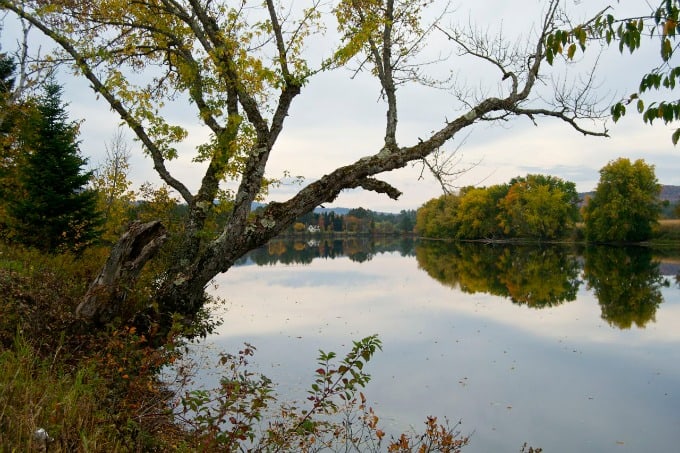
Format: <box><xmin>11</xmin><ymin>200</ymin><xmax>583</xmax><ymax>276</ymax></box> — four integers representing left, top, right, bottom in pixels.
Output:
<box><xmin>91</xmin><ymin>128</ymin><xmax>137</xmax><ymax>243</ymax></box>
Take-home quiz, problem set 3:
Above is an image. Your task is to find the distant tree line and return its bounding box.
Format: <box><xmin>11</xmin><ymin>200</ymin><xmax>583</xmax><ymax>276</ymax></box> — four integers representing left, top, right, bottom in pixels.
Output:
<box><xmin>416</xmin><ymin>159</ymin><xmax>663</xmax><ymax>243</ymax></box>
<box><xmin>278</xmin><ymin>207</ymin><xmax>417</xmax><ymax>236</ymax></box>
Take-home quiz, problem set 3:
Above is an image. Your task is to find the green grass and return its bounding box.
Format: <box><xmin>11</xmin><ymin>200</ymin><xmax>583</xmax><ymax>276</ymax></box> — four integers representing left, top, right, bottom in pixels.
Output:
<box><xmin>0</xmin><ymin>243</ymin><xmax>179</xmax><ymax>452</ymax></box>
<box><xmin>0</xmin><ymin>334</ymin><xmax>127</xmax><ymax>452</ymax></box>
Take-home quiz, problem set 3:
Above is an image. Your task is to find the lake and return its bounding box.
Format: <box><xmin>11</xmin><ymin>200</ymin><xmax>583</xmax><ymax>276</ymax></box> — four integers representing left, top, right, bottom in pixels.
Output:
<box><xmin>190</xmin><ymin>238</ymin><xmax>680</xmax><ymax>452</ymax></box>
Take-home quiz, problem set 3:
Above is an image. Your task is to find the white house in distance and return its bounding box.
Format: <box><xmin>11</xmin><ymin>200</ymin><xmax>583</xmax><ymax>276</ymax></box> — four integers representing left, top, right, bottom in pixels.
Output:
<box><xmin>307</xmin><ymin>225</ymin><xmax>321</xmax><ymax>233</ymax></box>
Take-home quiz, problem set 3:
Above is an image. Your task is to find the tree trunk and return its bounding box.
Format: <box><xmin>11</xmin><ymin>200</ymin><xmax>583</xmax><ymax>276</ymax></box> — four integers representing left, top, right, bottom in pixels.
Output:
<box><xmin>76</xmin><ymin>221</ymin><xmax>166</xmax><ymax>325</ymax></box>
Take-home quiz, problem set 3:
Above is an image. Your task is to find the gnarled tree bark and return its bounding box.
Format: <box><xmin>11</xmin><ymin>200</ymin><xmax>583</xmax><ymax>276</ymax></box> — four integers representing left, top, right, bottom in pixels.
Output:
<box><xmin>76</xmin><ymin>221</ymin><xmax>166</xmax><ymax>325</ymax></box>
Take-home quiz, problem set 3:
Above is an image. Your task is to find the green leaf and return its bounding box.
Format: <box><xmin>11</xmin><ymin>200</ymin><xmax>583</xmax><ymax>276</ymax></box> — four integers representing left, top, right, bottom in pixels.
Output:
<box><xmin>611</xmin><ymin>102</ymin><xmax>626</xmax><ymax>122</ymax></box>
<box><xmin>663</xmin><ymin>104</ymin><xmax>674</xmax><ymax>122</ymax></box>
<box><xmin>662</xmin><ymin>38</ymin><xmax>673</xmax><ymax>61</ymax></box>
<box><xmin>637</xmin><ymin>99</ymin><xmax>645</xmax><ymax>113</ymax></box>
<box><xmin>577</xmin><ymin>28</ymin><xmax>587</xmax><ymax>49</ymax></box>
<box><xmin>672</xmin><ymin>128</ymin><xmax>680</xmax><ymax>145</ymax></box>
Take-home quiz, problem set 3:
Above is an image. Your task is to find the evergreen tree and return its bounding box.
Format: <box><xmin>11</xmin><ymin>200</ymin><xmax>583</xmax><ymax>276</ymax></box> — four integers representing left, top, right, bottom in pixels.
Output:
<box><xmin>0</xmin><ymin>52</ymin><xmax>19</xmax><ymax>234</ymax></box>
<box><xmin>0</xmin><ymin>52</ymin><xmax>15</xmax><ymax>98</ymax></box>
<box><xmin>398</xmin><ymin>210</ymin><xmax>415</xmax><ymax>233</ymax></box>
<box><xmin>8</xmin><ymin>82</ymin><xmax>101</xmax><ymax>252</ymax></box>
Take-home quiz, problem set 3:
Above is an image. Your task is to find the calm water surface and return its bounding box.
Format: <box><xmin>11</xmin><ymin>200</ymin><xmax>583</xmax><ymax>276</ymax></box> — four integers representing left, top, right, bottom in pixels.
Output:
<box><xmin>195</xmin><ymin>239</ymin><xmax>680</xmax><ymax>452</ymax></box>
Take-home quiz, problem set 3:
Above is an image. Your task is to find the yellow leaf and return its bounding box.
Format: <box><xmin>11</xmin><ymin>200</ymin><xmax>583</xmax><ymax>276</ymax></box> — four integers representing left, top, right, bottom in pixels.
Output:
<box><xmin>567</xmin><ymin>43</ymin><xmax>576</xmax><ymax>60</ymax></box>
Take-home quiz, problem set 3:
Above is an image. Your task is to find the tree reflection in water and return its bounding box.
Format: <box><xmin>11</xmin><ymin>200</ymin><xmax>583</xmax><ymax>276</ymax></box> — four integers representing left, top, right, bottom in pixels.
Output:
<box><xmin>233</xmin><ymin>237</ymin><xmax>416</xmax><ymax>266</ymax></box>
<box><xmin>415</xmin><ymin>242</ymin><xmax>580</xmax><ymax>308</ymax></box>
<box><xmin>416</xmin><ymin>241</ymin><xmax>671</xmax><ymax>329</ymax></box>
<box><xmin>235</xmin><ymin>238</ymin><xmax>673</xmax><ymax>330</ymax></box>
<box><xmin>584</xmin><ymin>246</ymin><xmax>667</xmax><ymax>329</ymax></box>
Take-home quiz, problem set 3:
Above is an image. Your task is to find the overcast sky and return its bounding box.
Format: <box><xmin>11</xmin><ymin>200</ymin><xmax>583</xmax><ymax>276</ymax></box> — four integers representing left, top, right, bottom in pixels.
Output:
<box><xmin>2</xmin><ymin>0</ymin><xmax>679</xmax><ymax>213</ymax></box>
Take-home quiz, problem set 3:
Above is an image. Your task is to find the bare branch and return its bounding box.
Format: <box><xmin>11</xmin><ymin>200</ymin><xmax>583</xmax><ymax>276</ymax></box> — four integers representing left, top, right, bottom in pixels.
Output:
<box><xmin>417</xmin><ymin>134</ymin><xmax>480</xmax><ymax>194</ymax></box>
<box><xmin>510</xmin><ymin>105</ymin><xmax>609</xmax><ymax>137</ymax></box>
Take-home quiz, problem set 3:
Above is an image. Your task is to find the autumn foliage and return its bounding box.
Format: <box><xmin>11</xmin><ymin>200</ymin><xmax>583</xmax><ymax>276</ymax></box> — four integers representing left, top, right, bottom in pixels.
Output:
<box><xmin>416</xmin><ymin>174</ymin><xmax>579</xmax><ymax>240</ymax></box>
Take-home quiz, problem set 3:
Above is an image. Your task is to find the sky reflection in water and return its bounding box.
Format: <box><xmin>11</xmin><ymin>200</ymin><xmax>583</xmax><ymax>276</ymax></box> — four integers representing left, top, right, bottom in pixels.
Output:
<box><xmin>201</xmin><ymin>240</ymin><xmax>680</xmax><ymax>452</ymax></box>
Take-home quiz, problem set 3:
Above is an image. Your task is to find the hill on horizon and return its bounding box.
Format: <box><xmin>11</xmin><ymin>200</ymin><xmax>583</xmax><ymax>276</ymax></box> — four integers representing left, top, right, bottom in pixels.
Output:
<box><xmin>579</xmin><ymin>184</ymin><xmax>680</xmax><ymax>204</ymax></box>
<box><xmin>660</xmin><ymin>185</ymin><xmax>680</xmax><ymax>202</ymax></box>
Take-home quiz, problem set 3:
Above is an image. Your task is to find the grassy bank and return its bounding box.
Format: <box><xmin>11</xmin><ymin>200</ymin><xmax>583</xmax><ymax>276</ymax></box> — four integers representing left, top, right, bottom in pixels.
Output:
<box><xmin>1</xmin><ymin>335</ymin><xmax>124</xmax><ymax>451</ymax></box>
<box><xmin>0</xmin><ymin>244</ymin><xmax>184</xmax><ymax>451</ymax></box>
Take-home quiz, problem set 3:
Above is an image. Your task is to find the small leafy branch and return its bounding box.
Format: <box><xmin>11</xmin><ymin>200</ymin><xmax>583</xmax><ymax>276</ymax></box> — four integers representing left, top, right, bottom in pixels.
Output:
<box><xmin>388</xmin><ymin>417</ymin><xmax>469</xmax><ymax>453</ymax></box>
<box><xmin>264</xmin><ymin>335</ymin><xmax>384</xmax><ymax>452</ymax></box>
<box><xmin>176</xmin><ymin>337</ymin><xmax>383</xmax><ymax>451</ymax></box>
<box><xmin>546</xmin><ymin>1</ymin><xmax>680</xmax><ymax>144</ymax></box>
<box><xmin>176</xmin><ymin>334</ymin><xmax>470</xmax><ymax>452</ymax></box>
<box><xmin>305</xmin><ymin>335</ymin><xmax>382</xmax><ymax>418</ymax></box>
<box><xmin>178</xmin><ymin>343</ymin><xmax>275</xmax><ymax>451</ymax></box>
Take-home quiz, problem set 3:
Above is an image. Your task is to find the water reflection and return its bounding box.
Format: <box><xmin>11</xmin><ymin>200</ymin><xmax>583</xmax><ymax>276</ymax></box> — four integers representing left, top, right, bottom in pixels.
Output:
<box><xmin>584</xmin><ymin>246</ymin><xmax>667</xmax><ymax>329</ymax></box>
<box><xmin>416</xmin><ymin>241</ymin><xmax>672</xmax><ymax>329</ymax></box>
<box><xmin>236</xmin><ymin>238</ymin><xmax>678</xmax><ymax>330</ymax></box>
<box><xmin>234</xmin><ymin>237</ymin><xmax>415</xmax><ymax>266</ymax></box>
<box><xmin>415</xmin><ymin>242</ymin><xmax>581</xmax><ymax>308</ymax></box>
<box><xmin>204</xmin><ymin>239</ymin><xmax>680</xmax><ymax>452</ymax></box>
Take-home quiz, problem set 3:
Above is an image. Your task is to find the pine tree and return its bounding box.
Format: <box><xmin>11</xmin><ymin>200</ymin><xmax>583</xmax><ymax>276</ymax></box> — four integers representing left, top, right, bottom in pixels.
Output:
<box><xmin>0</xmin><ymin>52</ymin><xmax>19</xmax><ymax>234</ymax></box>
<box><xmin>8</xmin><ymin>82</ymin><xmax>101</xmax><ymax>252</ymax></box>
<box><xmin>0</xmin><ymin>53</ymin><xmax>15</xmax><ymax>97</ymax></box>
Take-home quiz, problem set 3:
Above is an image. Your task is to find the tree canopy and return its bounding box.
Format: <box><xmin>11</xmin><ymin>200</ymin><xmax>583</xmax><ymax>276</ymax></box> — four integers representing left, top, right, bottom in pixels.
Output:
<box><xmin>582</xmin><ymin>157</ymin><xmax>661</xmax><ymax>243</ymax></box>
<box><xmin>0</xmin><ymin>51</ymin><xmax>14</xmax><ymax>97</ymax></box>
<box><xmin>548</xmin><ymin>0</ymin><xmax>680</xmax><ymax>143</ymax></box>
<box><xmin>415</xmin><ymin>174</ymin><xmax>579</xmax><ymax>240</ymax></box>
<box><xmin>498</xmin><ymin>175</ymin><xmax>579</xmax><ymax>239</ymax></box>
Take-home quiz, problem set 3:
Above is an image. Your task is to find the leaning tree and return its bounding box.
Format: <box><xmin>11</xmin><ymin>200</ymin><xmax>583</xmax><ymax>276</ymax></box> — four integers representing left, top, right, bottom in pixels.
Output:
<box><xmin>0</xmin><ymin>0</ymin><xmax>609</xmax><ymax>329</ymax></box>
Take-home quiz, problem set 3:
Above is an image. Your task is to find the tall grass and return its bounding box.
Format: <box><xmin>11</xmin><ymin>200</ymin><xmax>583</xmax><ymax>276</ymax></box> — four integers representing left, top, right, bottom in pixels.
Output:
<box><xmin>0</xmin><ymin>334</ymin><xmax>127</xmax><ymax>452</ymax></box>
<box><xmin>0</xmin><ymin>243</ymin><xmax>177</xmax><ymax>451</ymax></box>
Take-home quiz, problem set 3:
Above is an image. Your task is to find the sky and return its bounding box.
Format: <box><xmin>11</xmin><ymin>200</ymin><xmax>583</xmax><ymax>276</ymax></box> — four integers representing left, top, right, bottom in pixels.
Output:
<box><xmin>1</xmin><ymin>0</ymin><xmax>679</xmax><ymax>213</ymax></box>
